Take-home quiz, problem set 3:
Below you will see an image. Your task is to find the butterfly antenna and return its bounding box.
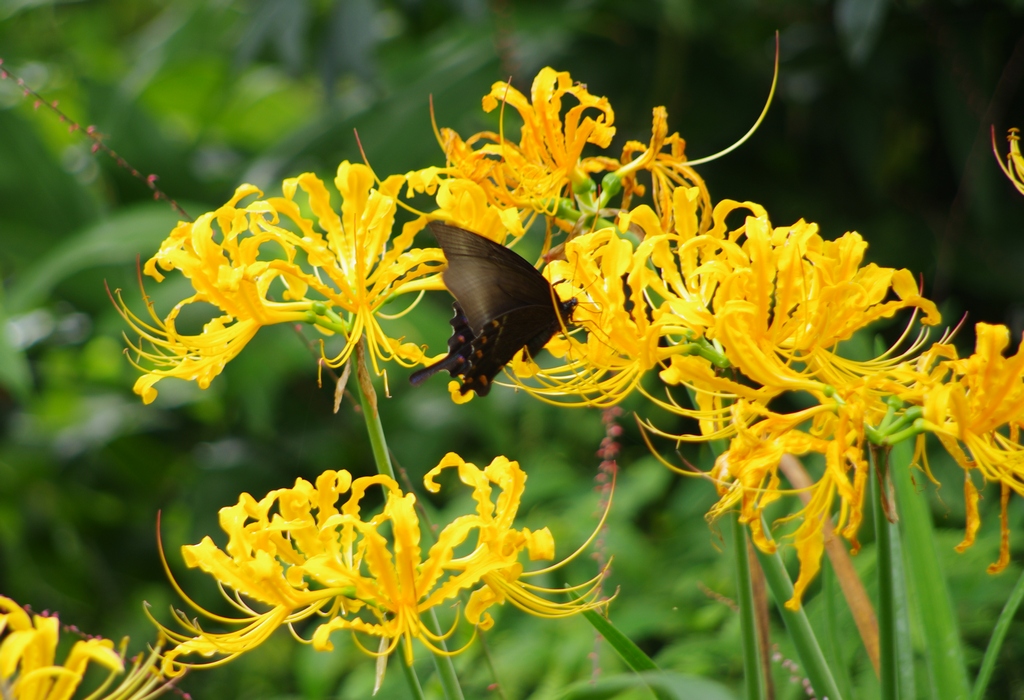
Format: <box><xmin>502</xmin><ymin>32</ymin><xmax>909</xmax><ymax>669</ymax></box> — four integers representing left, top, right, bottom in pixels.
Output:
<box><xmin>683</xmin><ymin>31</ymin><xmax>779</xmax><ymax>167</ymax></box>
<box><xmin>550</xmin><ymin>267</ymin><xmax>617</xmax><ymax>356</ymax></box>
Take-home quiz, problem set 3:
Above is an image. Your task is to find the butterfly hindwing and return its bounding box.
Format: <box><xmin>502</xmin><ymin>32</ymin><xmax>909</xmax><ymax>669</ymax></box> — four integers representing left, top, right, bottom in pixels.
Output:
<box><xmin>408</xmin><ymin>303</ymin><xmax>474</xmax><ymax>386</ymax></box>
<box><xmin>457</xmin><ymin>305</ymin><xmax>564</xmax><ymax>396</ymax></box>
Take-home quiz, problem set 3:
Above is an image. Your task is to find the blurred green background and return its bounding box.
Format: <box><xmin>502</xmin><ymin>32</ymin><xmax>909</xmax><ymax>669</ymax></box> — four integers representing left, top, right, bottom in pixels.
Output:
<box><xmin>2</xmin><ymin>1</ymin><xmax>1024</xmax><ymax>698</ymax></box>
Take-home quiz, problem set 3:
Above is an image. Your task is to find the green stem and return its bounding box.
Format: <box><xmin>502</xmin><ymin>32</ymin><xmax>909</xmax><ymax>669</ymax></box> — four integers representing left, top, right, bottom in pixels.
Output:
<box><xmin>353</xmin><ymin>342</ymin><xmax>466</xmax><ymax>700</ymax></box>
<box><xmin>973</xmin><ymin>566</ymin><xmax>1024</xmax><ymax>700</ymax></box>
<box><xmin>870</xmin><ymin>446</ymin><xmax>899</xmax><ymax>700</ymax></box>
<box><xmin>823</xmin><ymin>561</ymin><xmax>854</xmax><ymax>700</ymax></box>
<box><xmin>681</xmin><ymin>337</ymin><xmax>731</xmax><ymax>369</ymax></box>
<box><xmin>888</xmin><ymin>507</ymin><xmax>916</xmax><ymax>700</ymax></box>
<box><xmin>354</xmin><ymin>346</ymin><xmax>395</xmax><ymax>481</ymax></box>
<box><xmin>398</xmin><ymin>642</ymin><xmax>427</xmax><ymax>700</ymax></box>
<box><xmin>477</xmin><ymin>632</ymin><xmax>509</xmax><ymax>700</ymax></box>
<box><xmin>733</xmin><ymin>515</ymin><xmax>765</xmax><ymax>700</ymax></box>
<box><xmin>751</xmin><ymin>535</ymin><xmax>844</xmax><ymax>700</ymax></box>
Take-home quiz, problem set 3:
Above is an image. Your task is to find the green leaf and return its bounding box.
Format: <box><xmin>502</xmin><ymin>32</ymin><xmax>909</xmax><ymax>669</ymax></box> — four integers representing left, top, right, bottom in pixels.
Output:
<box><xmin>580</xmin><ymin>607</ymin><xmax>658</xmax><ymax>673</ymax></box>
<box><xmin>835</xmin><ymin>0</ymin><xmax>890</xmax><ymax>65</ymax></box>
<box><xmin>558</xmin><ymin>671</ymin><xmax>735</xmax><ymax>700</ymax></box>
<box><xmin>870</xmin><ymin>446</ymin><xmax>899</xmax><ymax>700</ymax></box>
<box><xmin>7</xmin><ymin>203</ymin><xmax>186</xmax><ymax>314</ymax></box>
<box><xmin>972</xmin><ymin>567</ymin><xmax>1024</xmax><ymax>700</ymax></box>
<box><xmin>890</xmin><ymin>439</ymin><xmax>971</xmax><ymax>700</ymax></box>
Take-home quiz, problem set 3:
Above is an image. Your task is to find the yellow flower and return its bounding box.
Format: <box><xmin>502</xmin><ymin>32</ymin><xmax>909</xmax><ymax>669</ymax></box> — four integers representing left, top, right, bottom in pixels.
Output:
<box><xmin>682</xmin><ymin>199</ymin><xmax>941</xmax><ymax>398</ymax></box>
<box><xmin>491</xmin><ymin>189</ymin><xmax>716</xmax><ymax>406</ymax></box>
<box><xmin>0</xmin><ymin>597</ymin><xmax>168</xmax><ymax>700</ymax></box>
<box><xmin>917</xmin><ymin>323</ymin><xmax>1024</xmax><ymax>573</ymax></box>
<box><xmin>119</xmin><ymin>162</ymin><xmax>445</xmax><ymax>403</ymax></box>
<box><xmin>430</xmin><ymin>67</ymin><xmax>717</xmax><ymax>248</ymax></box>
<box><xmin>437</xmin><ymin>67</ymin><xmax>617</xmax><ymax>217</ymax></box>
<box><xmin>696</xmin><ymin>399</ymin><xmax>872</xmax><ymax>610</ymax></box>
<box><xmin>157</xmin><ymin>454</ymin><xmax>606</xmax><ymax>673</ymax></box>
<box><xmin>401</xmin><ymin>174</ymin><xmax>526</xmax><ymax>245</ymax></box>
<box><xmin>502</xmin><ymin>225</ymin><xmax>662</xmax><ymax>405</ymax></box>
<box><xmin>625</xmin><ymin>194</ymin><xmax>952</xmax><ymax>608</ymax></box>
<box><xmin>615</xmin><ymin>107</ymin><xmax>712</xmax><ymax>235</ymax></box>
<box><xmin>993</xmin><ymin>127</ymin><xmax>1024</xmax><ymax>195</ymax></box>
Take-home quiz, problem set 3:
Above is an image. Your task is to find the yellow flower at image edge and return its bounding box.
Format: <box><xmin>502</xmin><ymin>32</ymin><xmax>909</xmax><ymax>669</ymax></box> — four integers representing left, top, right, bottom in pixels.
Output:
<box><xmin>0</xmin><ymin>597</ymin><xmax>167</xmax><ymax>700</ymax></box>
<box><xmin>919</xmin><ymin>322</ymin><xmax>1024</xmax><ymax>573</ymax></box>
<box><xmin>994</xmin><ymin>127</ymin><xmax>1024</xmax><ymax>196</ymax></box>
<box><xmin>118</xmin><ymin>161</ymin><xmax>444</xmax><ymax>404</ymax></box>
<box><xmin>157</xmin><ymin>453</ymin><xmax>606</xmax><ymax>672</ymax></box>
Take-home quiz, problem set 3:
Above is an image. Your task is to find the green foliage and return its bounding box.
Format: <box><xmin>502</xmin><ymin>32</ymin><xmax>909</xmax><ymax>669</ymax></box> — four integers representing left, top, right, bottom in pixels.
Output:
<box><xmin>2</xmin><ymin>1</ymin><xmax>1024</xmax><ymax>698</ymax></box>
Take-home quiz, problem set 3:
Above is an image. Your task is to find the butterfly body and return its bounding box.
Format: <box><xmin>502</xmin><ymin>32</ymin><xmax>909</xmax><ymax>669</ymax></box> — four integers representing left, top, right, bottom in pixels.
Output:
<box><xmin>410</xmin><ymin>223</ymin><xmax>576</xmax><ymax>396</ymax></box>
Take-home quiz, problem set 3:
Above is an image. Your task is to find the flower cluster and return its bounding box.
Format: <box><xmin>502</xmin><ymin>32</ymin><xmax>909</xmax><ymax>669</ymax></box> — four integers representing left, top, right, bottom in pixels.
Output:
<box><xmin>122</xmin><ymin>67</ymin><xmax>1024</xmax><ymax>623</ymax></box>
<box><xmin>419</xmin><ymin>66</ymin><xmax>711</xmax><ymax>243</ymax></box>
<box><xmin>529</xmin><ymin>196</ymin><xmax>948</xmax><ymax>606</ymax></box>
<box><xmin>0</xmin><ymin>597</ymin><xmax>169</xmax><ymax>700</ymax></box>
<box><xmin>157</xmin><ymin>453</ymin><xmax>605</xmax><ymax>673</ymax></box>
<box><xmin>426</xmin><ymin>78</ymin><xmax>1024</xmax><ymax>608</ymax></box>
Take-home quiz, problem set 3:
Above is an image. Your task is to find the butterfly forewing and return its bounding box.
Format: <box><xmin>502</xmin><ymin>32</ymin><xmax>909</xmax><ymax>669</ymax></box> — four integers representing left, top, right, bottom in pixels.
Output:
<box><xmin>429</xmin><ymin>222</ymin><xmax>556</xmax><ymax>333</ymax></box>
<box><xmin>411</xmin><ymin>222</ymin><xmax>577</xmax><ymax>397</ymax></box>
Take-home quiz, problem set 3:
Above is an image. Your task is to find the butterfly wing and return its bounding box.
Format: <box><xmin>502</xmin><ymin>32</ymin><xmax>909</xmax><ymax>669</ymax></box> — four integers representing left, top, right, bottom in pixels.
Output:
<box><xmin>429</xmin><ymin>222</ymin><xmax>556</xmax><ymax>334</ymax></box>
<box><xmin>455</xmin><ymin>305</ymin><xmax>563</xmax><ymax>396</ymax></box>
<box><xmin>412</xmin><ymin>222</ymin><xmax>574</xmax><ymax>397</ymax></box>
<box><xmin>408</xmin><ymin>303</ymin><xmax>475</xmax><ymax>386</ymax></box>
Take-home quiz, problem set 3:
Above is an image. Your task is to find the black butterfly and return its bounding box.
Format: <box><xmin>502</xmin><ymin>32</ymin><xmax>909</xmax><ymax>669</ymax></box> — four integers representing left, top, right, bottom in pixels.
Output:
<box><xmin>409</xmin><ymin>222</ymin><xmax>577</xmax><ymax>396</ymax></box>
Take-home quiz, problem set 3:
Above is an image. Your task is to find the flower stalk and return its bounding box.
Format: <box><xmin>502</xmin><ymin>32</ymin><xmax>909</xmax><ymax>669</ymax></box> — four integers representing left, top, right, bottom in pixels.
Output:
<box><xmin>751</xmin><ymin>522</ymin><xmax>844</xmax><ymax>700</ymax></box>
<box><xmin>733</xmin><ymin>515</ymin><xmax>765</xmax><ymax>700</ymax></box>
<box><xmin>352</xmin><ymin>341</ymin><xmax>466</xmax><ymax>700</ymax></box>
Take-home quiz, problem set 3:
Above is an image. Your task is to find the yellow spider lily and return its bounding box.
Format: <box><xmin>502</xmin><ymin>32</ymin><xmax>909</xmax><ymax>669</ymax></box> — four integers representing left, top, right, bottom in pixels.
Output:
<box><xmin>916</xmin><ymin>323</ymin><xmax>1024</xmax><ymax>573</ymax></box>
<box><xmin>157</xmin><ymin>453</ymin><xmax>607</xmax><ymax>673</ymax></box>
<box><xmin>0</xmin><ymin>597</ymin><xmax>168</xmax><ymax>700</ymax></box>
<box><xmin>118</xmin><ymin>162</ymin><xmax>445</xmax><ymax>403</ymax></box>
